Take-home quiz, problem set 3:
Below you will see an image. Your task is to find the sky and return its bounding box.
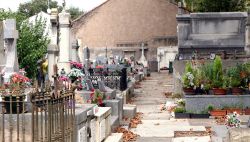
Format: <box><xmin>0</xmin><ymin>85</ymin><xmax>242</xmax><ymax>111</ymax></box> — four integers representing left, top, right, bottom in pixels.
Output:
<box><xmin>0</xmin><ymin>0</ymin><xmax>107</xmax><ymax>12</ymax></box>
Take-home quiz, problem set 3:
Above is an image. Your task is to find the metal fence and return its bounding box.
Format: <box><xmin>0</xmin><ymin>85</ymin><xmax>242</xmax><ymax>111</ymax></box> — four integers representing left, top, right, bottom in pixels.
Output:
<box><xmin>0</xmin><ymin>74</ymin><xmax>75</xmax><ymax>142</ymax></box>
<box><xmin>31</xmin><ymin>84</ymin><xmax>75</xmax><ymax>142</ymax></box>
<box><xmin>0</xmin><ymin>89</ymin><xmax>26</xmax><ymax>142</ymax></box>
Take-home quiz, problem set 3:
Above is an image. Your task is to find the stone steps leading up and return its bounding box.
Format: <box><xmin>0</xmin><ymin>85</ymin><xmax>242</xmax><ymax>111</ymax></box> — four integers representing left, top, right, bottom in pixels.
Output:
<box><xmin>104</xmin><ymin>133</ymin><xmax>123</xmax><ymax>142</ymax></box>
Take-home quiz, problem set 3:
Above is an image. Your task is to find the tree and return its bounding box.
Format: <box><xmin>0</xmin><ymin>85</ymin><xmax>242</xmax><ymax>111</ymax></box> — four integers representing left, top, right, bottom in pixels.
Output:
<box><xmin>18</xmin><ymin>0</ymin><xmax>83</xmax><ymax>20</ymax></box>
<box><xmin>176</xmin><ymin>0</ymin><xmax>248</xmax><ymax>12</ymax></box>
<box><xmin>67</xmin><ymin>7</ymin><xmax>84</xmax><ymax>20</ymax></box>
<box><xmin>0</xmin><ymin>9</ymin><xmax>27</xmax><ymax>28</ymax></box>
<box><xmin>17</xmin><ymin>17</ymin><xmax>50</xmax><ymax>78</ymax></box>
<box><xmin>18</xmin><ymin>0</ymin><xmax>60</xmax><ymax>17</ymax></box>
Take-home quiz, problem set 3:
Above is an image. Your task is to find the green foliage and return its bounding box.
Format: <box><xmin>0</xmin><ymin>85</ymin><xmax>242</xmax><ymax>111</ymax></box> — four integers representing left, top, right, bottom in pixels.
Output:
<box><xmin>174</xmin><ymin>107</ymin><xmax>186</xmax><ymax>113</ymax></box>
<box><xmin>17</xmin><ymin>0</ymin><xmax>83</xmax><ymax>20</ymax></box>
<box><xmin>207</xmin><ymin>104</ymin><xmax>214</xmax><ymax>111</ymax></box>
<box><xmin>0</xmin><ymin>9</ymin><xmax>27</xmax><ymax>29</ymax></box>
<box><xmin>18</xmin><ymin>0</ymin><xmax>61</xmax><ymax>17</ymax></box>
<box><xmin>226</xmin><ymin>66</ymin><xmax>241</xmax><ymax>87</ymax></box>
<box><xmin>17</xmin><ymin>17</ymin><xmax>50</xmax><ymax>78</ymax></box>
<box><xmin>212</xmin><ymin>56</ymin><xmax>223</xmax><ymax>88</ymax></box>
<box><xmin>200</xmin><ymin>62</ymin><xmax>213</xmax><ymax>90</ymax></box>
<box><xmin>67</xmin><ymin>7</ymin><xmax>84</xmax><ymax>20</ymax></box>
<box><xmin>175</xmin><ymin>0</ymin><xmax>247</xmax><ymax>12</ymax></box>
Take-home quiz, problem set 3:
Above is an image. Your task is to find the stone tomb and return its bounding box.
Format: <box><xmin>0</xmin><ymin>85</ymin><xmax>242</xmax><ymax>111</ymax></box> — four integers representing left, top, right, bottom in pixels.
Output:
<box><xmin>176</xmin><ymin>12</ymin><xmax>247</xmax><ymax>58</ymax></box>
<box><xmin>92</xmin><ymin>107</ymin><xmax>112</xmax><ymax>142</ymax></box>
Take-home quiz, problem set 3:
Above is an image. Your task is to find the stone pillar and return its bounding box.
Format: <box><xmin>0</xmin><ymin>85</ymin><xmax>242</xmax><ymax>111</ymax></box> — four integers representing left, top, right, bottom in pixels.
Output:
<box><xmin>47</xmin><ymin>45</ymin><xmax>59</xmax><ymax>81</ymax></box>
<box><xmin>47</xmin><ymin>9</ymin><xmax>59</xmax><ymax>81</ymax></box>
<box><xmin>58</xmin><ymin>10</ymin><xmax>71</xmax><ymax>73</ymax></box>
<box><xmin>246</xmin><ymin>12</ymin><xmax>250</xmax><ymax>55</ymax></box>
<box><xmin>3</xmin><ymin>19</ymin><xmax>19</xmax><ymax>82</ymax></box>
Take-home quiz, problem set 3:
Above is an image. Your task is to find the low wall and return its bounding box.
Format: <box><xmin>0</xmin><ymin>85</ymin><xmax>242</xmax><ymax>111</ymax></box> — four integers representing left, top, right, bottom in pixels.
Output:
<box><xmin>185</xmin><ymin>95</ymin><xmax>250</xmax><ymax>113</ymax></box>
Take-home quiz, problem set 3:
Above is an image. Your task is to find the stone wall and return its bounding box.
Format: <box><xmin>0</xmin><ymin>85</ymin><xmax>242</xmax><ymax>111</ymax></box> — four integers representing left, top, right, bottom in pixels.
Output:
<box><xmin>185</xmin><ymin>95</ymin><xmax>250</xmax><ymax>113</ymax></box>
<box><xmin>177</xmin><ymin>12</ymin><xmax>247</xmax><ymax>58</ymax></box>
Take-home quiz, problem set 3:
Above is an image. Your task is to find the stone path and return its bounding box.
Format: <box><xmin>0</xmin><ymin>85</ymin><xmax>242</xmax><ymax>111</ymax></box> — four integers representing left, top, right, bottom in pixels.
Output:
<box><xmin>131</xmin><ymin>72</ymin><xmax>174</xmax><ymax>142</ymax></box>
<box><xmin>130</xmin><ymin>72</ymin><xmax>215</xmax><ymax>142</ymax></box>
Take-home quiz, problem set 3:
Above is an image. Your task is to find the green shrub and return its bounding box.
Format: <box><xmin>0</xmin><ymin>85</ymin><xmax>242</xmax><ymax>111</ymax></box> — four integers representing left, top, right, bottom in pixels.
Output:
<box><xmin>212</xmin><ymin>56</ymin><xmax>224</xmax><ymax>88</ymax></box>
<box><xmin>174</xmin><ymin>107</ymin><xmax>186</xmax><ymax>113</ymax></box>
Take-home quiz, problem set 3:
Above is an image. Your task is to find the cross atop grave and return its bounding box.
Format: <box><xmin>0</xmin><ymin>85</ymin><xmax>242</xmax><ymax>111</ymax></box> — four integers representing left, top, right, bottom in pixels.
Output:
<box><xmin>139</xmin><ymin>43</ymin><xmax>148</xmax><ymax>67</ymax></box>
<box><xmin>2</xmin><ymin>19</ymin><xmax>19</xmax><ymax>83</ymax></box>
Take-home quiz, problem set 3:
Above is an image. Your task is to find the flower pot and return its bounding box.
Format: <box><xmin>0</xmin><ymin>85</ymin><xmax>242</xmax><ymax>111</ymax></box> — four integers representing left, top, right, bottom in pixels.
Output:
<box><xmin>183</xmin><ymin>88</ymin><xmax>195</xmax><ymax>95</ymax></box>
<box><xmin>174</xmin><ymin>112</ymin><xmax>190</xmax><ymax>119</ymax></box>
<box><xmin>213</xmin><ymin>88</ymin><xmax>227</xmax><ymax>95</ymax></box>
<box><xmin>231</xmin><ymin>88</ymin><xmax>243</xmax><ymax>95</ymax></box>
<box><xmin>209</xmin><ymin>110</ymin><xmax>227</xmax><ymax>116</ymax></box>
<box><xmin>190</xmin><ymin>113</ymin><xmax>210</xmax><ymax>119</ymax></box>
<box><xmin>226</xmin><ymin>109</ymin><xmax>243</xmax><ymax>115</ymax></box>
<box><xmin>244</xmin><ymin>108</ymin><xmax>250</xmax><ymax>115</ymax></box>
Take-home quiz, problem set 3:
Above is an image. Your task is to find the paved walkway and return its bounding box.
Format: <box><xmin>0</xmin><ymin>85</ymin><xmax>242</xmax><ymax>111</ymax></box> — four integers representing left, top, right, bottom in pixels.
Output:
<box><xmin>130</xmin><ymin>72</ymin><xmax>216</xmax><ymax>142</ymax></box>
<box><xmin>131</xmin><ymin>72</ymin><xmax>174</xmax><ymax>142</ymax></box>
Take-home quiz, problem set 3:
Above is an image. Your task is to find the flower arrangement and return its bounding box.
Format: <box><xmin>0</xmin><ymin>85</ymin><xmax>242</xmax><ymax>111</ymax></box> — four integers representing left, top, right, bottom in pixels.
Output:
<box><xmin>182</xmin><ymin>62</ymin><xmax>195</xmax><ymax>89</ymax></box>
<box><xmin>225</xmin><ymin>112</ymin><xmax>241</xmax><ymax>128</ymax></box>
<box><xmin>67</xmin><ymin>68</ymin><xmax>84</xmax><ymax>83</ymax></box>
<box><xmin>88</xmin><ymin>89</ymin><xmax>105</xmax><ymax>106</ymax></box>
<box><xmin>70</xmin><ymin>61</ymin><xmax>83</xmax><ymax>69</ymax></box>
<box><xmin>7</xmin><ymin>73</ymin><xmax>30</xmax><ymax>89</ymax></box>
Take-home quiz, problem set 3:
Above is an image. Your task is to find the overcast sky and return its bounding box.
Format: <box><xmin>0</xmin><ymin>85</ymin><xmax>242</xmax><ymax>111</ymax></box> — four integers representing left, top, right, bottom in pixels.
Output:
<box><xmin>0</xmin><ymin>0</ymin><xmax>107</xmax><ymax>12</ymax></box>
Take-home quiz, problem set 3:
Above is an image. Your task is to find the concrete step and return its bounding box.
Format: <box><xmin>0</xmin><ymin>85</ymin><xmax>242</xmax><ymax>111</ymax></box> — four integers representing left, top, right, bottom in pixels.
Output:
<box><xmin>104</xmin><ymin>133</ymin><xmax>123</xmax><ymax>142</ymax></box>
<box><xmin>123</xmin><ymin>104</ymin><xmax>137</xmax><ymax>119</ymax></box>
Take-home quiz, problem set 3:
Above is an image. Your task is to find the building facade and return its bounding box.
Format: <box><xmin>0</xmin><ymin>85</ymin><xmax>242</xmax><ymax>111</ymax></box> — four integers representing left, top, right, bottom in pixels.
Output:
<box><xmin>72</xmin><ymin>0</ymin><xmax>182</xmax><ymax>71</ymax></box>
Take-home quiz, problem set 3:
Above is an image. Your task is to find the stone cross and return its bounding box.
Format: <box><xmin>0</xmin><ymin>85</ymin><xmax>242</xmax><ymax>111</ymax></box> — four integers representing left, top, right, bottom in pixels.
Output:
<box><xmin>139</xmin><ymin>43</ymin><xmax>148</xmax><ymax>67</ymax></box>
<box><xmin>3</xmin><ymin>19</ymin><xmax>19</xmax><ymax>82</ymax></box>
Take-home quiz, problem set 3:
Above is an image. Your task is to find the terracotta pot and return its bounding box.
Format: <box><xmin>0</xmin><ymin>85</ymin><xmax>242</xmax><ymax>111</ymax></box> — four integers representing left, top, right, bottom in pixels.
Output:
<box><xmin>231</xmin><ymin>87</ymin><xmax>243</xmax><ymax>95</ymax></box>
<box><xmin>226</xmin><ymin>109</ymin><xmax>243</xmax><ymax>115</ymax></box>
<box><xmin>183</xmin><ymin>88</ymin><xmax>195</xmax><ymax>95</ymax></box>
<box><xmin>213</xmin><ymin>88</ymin><xmax>227</xmax><ymax>95</ymax></box>
<box><xmin>210</xmin><ymin>110</ymin><xmax>227</xmax><ymax>116</ymax></box>
<box><xmin>244</xmin><ymin>108</ymin><xmax>250</xmax><ymax>115</ymax></box>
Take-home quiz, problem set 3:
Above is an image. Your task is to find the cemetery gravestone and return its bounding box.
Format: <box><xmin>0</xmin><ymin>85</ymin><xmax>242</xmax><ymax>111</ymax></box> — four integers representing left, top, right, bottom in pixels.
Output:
<box><xmin>3</xmin><ymin>19</ymin><xmax>19</xmax><ymax>82</ymax></box>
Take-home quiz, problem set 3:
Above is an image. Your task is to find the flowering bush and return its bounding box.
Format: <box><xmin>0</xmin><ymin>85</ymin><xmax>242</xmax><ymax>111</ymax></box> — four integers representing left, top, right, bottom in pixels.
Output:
<box><xmin>70</xmin><ymin>61</ymin><xmax>83</xmax><ymax>69</ymax></box>
<box><xmin>182</xmin><ymin>72</ymin><xmax>195</xmax><ymax>88</ymax></box>
<box><xmin>226</xmin><ymin>112</ymin><xmax>241</xmax><ymax>128</ymax></box>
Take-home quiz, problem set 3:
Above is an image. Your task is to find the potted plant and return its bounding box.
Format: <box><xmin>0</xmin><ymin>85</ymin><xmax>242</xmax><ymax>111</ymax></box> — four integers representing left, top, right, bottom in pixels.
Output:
<box><xmin>174</xmin><ymin>107</ymin><xmax>190</xmax><ymax>118</ymax></box>
<box><xmin>182</xmin><ymin>62</ymin><xmax>195</xmax><ymax>95</ymax></box>
<box><xmin>212</xmin><ymin>56</ymin><xmax>227</xmax><ymax>95</ymax></box>
<box><xmin>207</xmin><ymin>104</ymin><xmax>227</xmax><ymax>117</ymax></box>
<box><xmin>227</xmin><ymin>66</ymin><xmax>243</xmax><ymax>95</ymax></box>
<box><xmin>200</xmin><ymin>63</ymin><xmax>213</xmax><ymax>94</ymax></box>
<box><xmin>225</xmin><ymin>112</ymin><xmax>241</xmax><ymax>128</ymax></box>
